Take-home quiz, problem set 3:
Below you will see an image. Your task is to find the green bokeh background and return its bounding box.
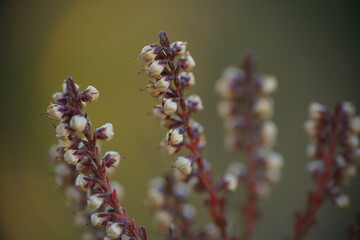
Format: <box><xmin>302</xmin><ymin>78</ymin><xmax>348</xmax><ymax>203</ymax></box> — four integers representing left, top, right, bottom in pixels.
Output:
<box><xmin>1</xmin><ymin>1</ymin><xmax>360</xmax><ymax>239</ymax></box>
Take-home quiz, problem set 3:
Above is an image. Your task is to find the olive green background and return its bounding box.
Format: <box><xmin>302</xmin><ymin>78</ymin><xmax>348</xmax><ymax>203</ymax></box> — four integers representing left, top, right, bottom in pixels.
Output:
<box><xmin>1</xmin><ymin>1</ymin><xmax>360</xmax><ymax>240</ymax></box>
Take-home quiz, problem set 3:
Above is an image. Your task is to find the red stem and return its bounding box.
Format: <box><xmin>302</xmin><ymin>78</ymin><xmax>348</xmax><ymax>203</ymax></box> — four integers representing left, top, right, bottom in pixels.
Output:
<box><xmin>171</xmin><ymin>64</ymin><xmax>228</xmax><ymax>239</ymax></box>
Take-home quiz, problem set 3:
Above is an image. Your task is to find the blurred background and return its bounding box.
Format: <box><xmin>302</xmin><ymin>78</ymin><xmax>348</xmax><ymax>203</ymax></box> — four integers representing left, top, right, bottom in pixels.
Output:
<box><xmin>1</xmin><ymin>1</ymin><xmax>360</xmax><ymax>239</ymax></box>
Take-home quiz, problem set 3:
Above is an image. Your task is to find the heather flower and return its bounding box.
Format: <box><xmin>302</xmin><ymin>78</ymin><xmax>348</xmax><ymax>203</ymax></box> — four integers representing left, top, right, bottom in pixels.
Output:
<box><xmin>139</xmin><ymin>31</ymin><xmax>229</xmax><ymax>239</ymax></box>
<box><xmin>215</xmin><ymin>51</ymin><xmax>282</xmax><ymax>239</ymax></box>
<box><xmin>289</xmin><ymin>101</ymin><xmax>360</xmax><ymax>240</ymax></box>
<box><xmin>46</xmin><ymin>77</ymin><xmax>147</xmax><ymax>240</ymax></box>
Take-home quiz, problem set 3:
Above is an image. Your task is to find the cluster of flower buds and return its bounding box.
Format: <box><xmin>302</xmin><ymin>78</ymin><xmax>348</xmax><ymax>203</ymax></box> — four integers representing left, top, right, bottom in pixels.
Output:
<box><xmin>290</xmin><ymin>101</ymin><xmax>360</xmax><ymax>240</ymax></box>
<box><xmin>140</xmin><ymin>31</ymin><xmax>229</xmax><ymax>239</ymax></box>
<box><xmin>46</xmin><ymin>77</ymin><xmax>147</xmax><ymax>240</ymax></box>
<box><xmin>215</xmin><ymin>52</ymin><xmax>283</xmax><ymax>240</ymax></box>
<box><xmin>305</xmin><ymin>101</ymin><xmax>360</xmax><ymax>209</ymax></box>
<box><xmin>146</xmin><ymin>172</ymin><xmax>198</xmax><ymax>238</ymax></box>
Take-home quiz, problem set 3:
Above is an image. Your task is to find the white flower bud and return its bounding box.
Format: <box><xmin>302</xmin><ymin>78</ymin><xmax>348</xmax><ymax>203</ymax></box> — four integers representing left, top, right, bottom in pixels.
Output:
<box><xmin>52</xmin><ymin>92</ymin><xmax>63</xmax><ymax>103</ymax></box>
<box><xmin>217</xmin><ymin>100</ymin><xmax>233</xmax><ymax>119</ymax></box>
<box><xmin>160</xmin><ymin>138</ymin><xmax>178</xmax><ymax>154</ymax></box>
<box><xmin>307</xmin><ymin>160</ymin><xmax>323</xmax><ymax>174</ymax></box>
<box><xmin>162</xmin><ymin>98</ymin><xmax>178</xmax><ymax>115</ymax></box>
<box><xmin>146</xmin><ymin>60</ymin><xmax>165</xmax><ymax>78</ymax></box>
<box><xmin>106</xmin><ymin>222</ymin><xmax>123</xmax><ymax>239</ymax></box>
<box><xmin>62</xmin><ymin>82</ymin><xmax>79</xmax><ymax>93</ymax></box>
<box><xmin>222</xmin><ymin>66</ymin><xmax>243</xmax><ymax>80</ymax></box>
<box><xmin>174</xmin><ymin>182</ymin><xmax>191</xmax><ymax>199</ymax></box>
<box><xmin>148</xmin><ymin>177</ymin><xmax>165</xmax><ymax>190</ymax></box>
<box><xmin>304</xmin><ymin>120</ymin><xmax>317</xmax><ymax>137</ymax></box>
<box><xmin>343</xmin><ymin>102</ymin><xmax>356</xmax><ymax>116</ymax></box>
<box><xmin>166</xmin><ymin>128</ymin><xmax>184</xmax><ymax>145</ymax></box>
<box><xmin>348</xmin><ymin>134</ymin><xmax>359</xmax><ymax>149</ymax></box>
<box><xmin>154</xmin><ymin>210</ymin><xmax>172</xmax><ymax>232</ymax></box>
<box><xmin>256</xmin><ymin>181</ymin><xmax>271</xmax><ymax>198</ymax></box>
<box><xmin>74</xmin><ymin>213</ymin><xmax>88</xmax><ymax>228</ymax></box>
<box><xmin>105</xmin><ymin>151</ymin><xmax>121</xmax><ymax>168</ymax></box>
<box><xmin>204</xmin><ymin>223</ymin><xmax>220</xmax><ymax>240</ymax></box>
<box><xmin>76</xmin><ymin>159</ymin><xmax>92</xmax><ymax>174</ymax></box>
<box><xmin>345</xmin><ymin>165</ymin><xmax>357</xmax><ymax>178</ymax></box>
<box><xmin>155</xmin><ymin>78</ymin><xmax>170</xmax><ymax>92</ymax></box>
<box><xmin>86</xmin><ymin>86</ymin><xmax>100</xmax><ymax>103</ymax></box>
<box><xmin>260</xmin><ymin>75</ymin><xmax>277</xmax><ymax>94</ymax></box>
<box><xmin>261</xmin><ymin>121</ymin><xmax>277</xmax><ymax>146</ymax></box>
<box><xmin>181</xmin><ymin>204</ymin><xmax>196</xmax><ymax>221</ymax></box>
<box><xmin>97</xmin><ymin>123</ymin><xmax>115</xmax><ymax>142</ymax></box>
<box><xmin>350</xmin><ymin>116</ymin><xmax>360</xmax><ymax>133</ymax></box>
<box><xmin>305</xmin><ymin>142</ymin><xmax>316</xmax><ymax>159</ymax></box>
<box><xmin>223</xmin><ymin>173</ymin><xmax>238</xmax><ymax>191</ymax></box>
<box><xmin>55</xmin><ymin>162</ymin><xmax>72</xmax><ymax>177</ymax></box>
<box><xmin>47</xmin><ymin>104</ymin><xmax>63</xmax><ymax>120</ymax></box>
<box><xmin>175</xmin><ymin>156</ymin><xmax>192</xmax><ymax>175</ymax></box>
<box><xmin>65</xmin><ymin>187</ymin><xmax>83</xmax><ymax>206</ymax></box>
<box><xmin>56</xmin><ymin>123</ymin><xmax>70</xmax><ymax>140</ymax></box>
<box><xmin>227</xmin><ymin>161</ymin><xmax>246</xmax><ymax>177</ymax></box>
<box><xmin>335</xmin><ymin>194</ymin><xmax>350</xmax><ymax>210</ymax></box>
<box><xmin>88</xmin><ymin>193</ymin><xmax>104</xmax><ymax>209</ymax></box>
<box><xmin>146</xmin><ymin>84</ymin><xmax>161</xmax><ymax>97</ymax></box>
<box><xmin>265</xmin><ymin>170</ymin><xmax>281</xmax><ymax>184</ymax></box>
<box><xmin>253</xmin><ymin>97</ymin><xmax>274</xmax><ymax>119</ymax></box>
<box><xmin>309</xmin><ymin>102</ymin><xmax>326</xmax><ymax>120</ymax></box>
<box><xmin>70</xmin><ymin>115</ymin><xmax>88</xmax><ymax>132</ymax></box>
<box><xmin>64</xmin><ymin>150</ymin><xmax>80</xmax><ymax>165</ymax></box>
<box><xmin>181</xmin><ymin>53</ymin><xmax>196</xmax><ymax>71</ymax></box>
<box><xmin>91</xmin><ymin>213</ymin><xmax>106</xmax><ymax>228</ymax></box>
<box><xmin>186</xmin><ymin>94</ymin><xmax>203</xmax><ymax>111</ymax></box>
<box><xmin>75</xmin><ymin>174</ymin><xmax>88</xmax><ymax>191</ymax></box>
<box><xmin>58</xmin><ymin>139</ymin><xmax>72</xmax><ymax>150</ymax></box>
<box><xmin>153</xmin><ymin>106</ymin><xmax>166</xmax><ymax>121</ymax></box>
<box><xmin>265</xmin><ymin>152</ymin><xmax>284</xmax><ymax>172</ymax></box>
<box><xmin>215</xmin><ymin>80</ymin><xmax>230</xmax><ymax>99</ymax></box>
<box><xmin>140</xmin><ymin>45</ymin><xmax>156</xmax><ymax>62</ymax></box>
<box><xmin>171</xmin><ymin>41</ymin><xmax>187</xmax><ymax>56</ymax></box>
<box><xmin>179</xmin><ymin>72</ymin><xmax>195</xmax><ymax>87</ymax></box>
<box><xmin>147</xmin><ymin>189</ymin><xmax>165</xmax><ymax>209</ymax></box>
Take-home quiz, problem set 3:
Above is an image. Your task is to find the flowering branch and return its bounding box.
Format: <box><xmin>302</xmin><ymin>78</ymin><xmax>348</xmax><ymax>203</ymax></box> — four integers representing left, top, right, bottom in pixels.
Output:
<box><xmin>215</xmin><ymin>51</ymin><xmax>283</xmax><ymax>240</ymax></box>
<box><xmin>139</xmin><ymin>31</ymin><xmax>230</xmax><ymax>239</ymax></box>
<box><xmin>288</xmin><ymin>101</ymin><xmax>360</xmax><ymax>240</ymax></box>
<box><xmin>46</xmin><ymin>77</ymin><xmax>147</xmax><ymax>240</ymax></box>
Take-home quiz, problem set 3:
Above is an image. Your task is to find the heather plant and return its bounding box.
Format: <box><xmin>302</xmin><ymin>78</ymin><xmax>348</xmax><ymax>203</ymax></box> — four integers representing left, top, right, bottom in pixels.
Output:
<box><xmin>215</xmin><ymin>52</ymin><xmax>282</xmax><ymax>240</ymax></box>
<box><xmin>44</xmin><ymin>31</ymin><xmax>360</xmax><ymax>240</ymax></box>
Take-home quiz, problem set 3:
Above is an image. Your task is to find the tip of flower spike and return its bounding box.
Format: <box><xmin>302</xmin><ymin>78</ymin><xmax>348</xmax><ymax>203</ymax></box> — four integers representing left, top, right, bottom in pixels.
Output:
<box><xmin>159</xmin><ymin>30</ymin><xmax>170</xmax><ymax>47</ymax></box>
